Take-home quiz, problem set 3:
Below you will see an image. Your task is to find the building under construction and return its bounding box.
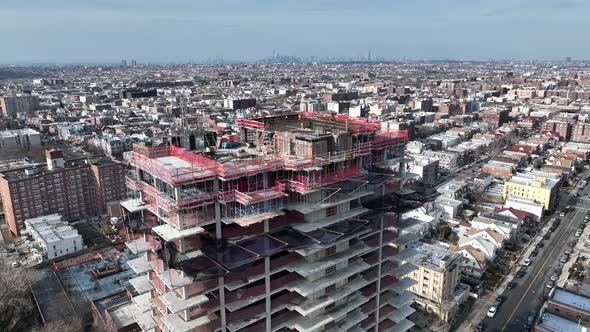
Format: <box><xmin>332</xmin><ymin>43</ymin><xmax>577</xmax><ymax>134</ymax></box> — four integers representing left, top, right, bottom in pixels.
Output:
<box><xmin>123</xmin><ymin>112</ymin><xmax>418</xmax><ymax>332</ymax></box>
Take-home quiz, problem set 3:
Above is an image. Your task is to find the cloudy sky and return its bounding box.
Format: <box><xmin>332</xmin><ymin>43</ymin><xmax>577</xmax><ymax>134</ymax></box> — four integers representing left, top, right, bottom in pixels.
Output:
<box><xmin>1</xmin><ymin>0</ymin><xmax>589</xmax><ymax>64</ymax></box>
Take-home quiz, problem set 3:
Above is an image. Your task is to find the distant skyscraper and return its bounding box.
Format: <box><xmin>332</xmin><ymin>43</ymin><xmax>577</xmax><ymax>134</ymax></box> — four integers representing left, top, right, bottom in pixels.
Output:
<box><xmin>565</xmin><ymin>56</ymin><xmax>572</xmax><ymax>63</ymax></box>
<box><xmin>131</xmin><ymin>59</ymin><xmax>137</xmax><ymax>66</ymax></box>
<box><xmin>121</xmin><ymin>59</ymin><xmax>127</xmax><ymax>66</ymax></box>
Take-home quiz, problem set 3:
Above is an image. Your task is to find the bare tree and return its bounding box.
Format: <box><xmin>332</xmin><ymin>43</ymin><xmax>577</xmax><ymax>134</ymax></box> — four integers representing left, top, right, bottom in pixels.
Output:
<box><xmin>32</xmin><ymin>316</ymin><xmax>84</xmax><ymax>332</ymax></box>
<box><xmin>0</xmin><ymin>257</ymin><xmax>35</xmax><ymax>331</ymax></box>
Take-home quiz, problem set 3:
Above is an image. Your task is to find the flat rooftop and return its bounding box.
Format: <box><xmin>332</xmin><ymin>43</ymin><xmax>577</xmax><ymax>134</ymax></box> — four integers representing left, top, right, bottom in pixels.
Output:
<box><xmin>540</xmin><ymin>312</ymin><xmax>590</xmax><ymax>332</ymax></box>
<box><xmin>552</xmin><ymin>288</ymin><xmax>590</xmax><ymax>313</ymax></box>
<box><xmin>407</xmin><ymin>241</ymin><xmax>461</xmax><ymax>272</ymax></box>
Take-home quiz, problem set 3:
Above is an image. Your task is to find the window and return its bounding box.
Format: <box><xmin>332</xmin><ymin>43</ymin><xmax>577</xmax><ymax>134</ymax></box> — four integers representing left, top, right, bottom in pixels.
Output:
<box><xmin>326</xmin><ymin>206</ymin><xmax>337</xmax><ymax>218</ymax></box>
<box><xmin>325</xmin><ymin>265</ymin><xmax>336</xmax><ymax>275</ymax></box>
<box><xmin>325</xmin><ymin>246</ymin><xmax>337</xmax><ymax>257</ymax></box>
<box><xmin>325</xmin><ymin>284</ymin><xmax>336</xmax><ymax>295</ymax></box>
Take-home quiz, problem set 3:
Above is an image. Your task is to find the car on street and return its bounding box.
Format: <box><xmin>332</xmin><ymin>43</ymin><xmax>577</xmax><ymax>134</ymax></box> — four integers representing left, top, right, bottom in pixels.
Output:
<box><xmin>566</xmin><ymin>205</ymin><xmax>572</xmax><ymax>210</ymax></box>
<box><xmin>576</xmin><ymin>229</ymin><xmax>583</xmax><ymax>237</ymax></box>
<box><xmin>522</xmin><ymin>259</ymin><xmax>532</xmax><ymax>266</ymax></box>
<box><xmin>551</xmin><ymin>273</ymin><xmax>559</xmax><ymax>282</ymax></box>
<box><xmin>560</xmin><ymin>211</ymin><xmax>566</xmax><ymax>217</ymax></box>
<box><xmin>546</xmin><ymin>281</ymin><xmax>555</xmax><ymax>289</ymax></box>
<box><xmin>581</xmin><ymin>224</ymin><xmax>587</xmax><ymax>230</ymax></box>
<box><xmin>487</xmin><ymin>306</ymin><xmax>497</xmax><ymax>318</ymax></box>
<box><xmin>549</xmin><ymin>226</ymin><xmax>557</xmax><ymax>232</ymax></box>
<box><xmin>526</xmin><ymin>312</ymin><xmax>536</xmax><ymax>327</ymax></box>
<box><xmin>544</xmin><ymin>234</ymin><xmax>551</xmax><ymax>240</ymax></box>
<box><xmin>560</xmin><ymin>255</ymin><xmax>570</xmax><ymax>263</ymax></box>
<box><xmin>475</xmin><ymin>323</ymin><xmax>486</xmax><ymax>332</ymax></box>
<box><xmin>537</xmin><ymin>242</ymin><xmax>545</xmax><ymax>248</ymax></box>
<box><xmin>530</xmin><ymin>249</ymin><xmax>539</xmax><ymax>257</ymax></box>
<box><xmin>507</xmin><ymin>281</ymin><xmax>517</xmax><ymax>289</ymax></box>
<box><xmin>495</xmin><ymin>295</ymin><xmax>506</xmax><ymax>305</ymax></box>
<box><xmin>516</xmin><ymin>269</ymin><xmax>527</xmax><ymax>278</ymax></box>
<box><xmin>565</xmin><ymin>249</ymin><xmax>572</xmax><ymax>255</ymax></box>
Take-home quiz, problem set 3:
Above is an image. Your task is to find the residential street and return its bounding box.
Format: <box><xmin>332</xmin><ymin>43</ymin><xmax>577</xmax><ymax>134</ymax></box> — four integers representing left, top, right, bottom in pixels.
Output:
<box><xmin>456</xmin><ymin>170</ymin><xmax>590</xmax><ymax>332</ymax></box>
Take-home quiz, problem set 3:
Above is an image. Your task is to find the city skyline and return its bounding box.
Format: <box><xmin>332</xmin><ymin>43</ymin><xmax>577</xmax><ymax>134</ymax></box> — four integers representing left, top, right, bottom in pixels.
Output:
<box><xmin>2</xmin><ymin>0</ymin><xmax>590</xmax><ymax>64</ymax></box>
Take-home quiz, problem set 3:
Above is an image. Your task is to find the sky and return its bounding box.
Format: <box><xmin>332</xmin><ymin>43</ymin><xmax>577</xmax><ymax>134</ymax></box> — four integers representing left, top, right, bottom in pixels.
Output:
<box><xmin>1</xmin><ymin>0</ymin><xmax>589</xmax><ymax>64</ymax></box>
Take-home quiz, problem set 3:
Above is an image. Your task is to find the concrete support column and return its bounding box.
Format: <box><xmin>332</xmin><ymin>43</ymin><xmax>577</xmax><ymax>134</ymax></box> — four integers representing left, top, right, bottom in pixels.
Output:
<box><xmin>264</xmin><ymin>220</ymin><xmax>271</xmax><ymax>332</ymax></box>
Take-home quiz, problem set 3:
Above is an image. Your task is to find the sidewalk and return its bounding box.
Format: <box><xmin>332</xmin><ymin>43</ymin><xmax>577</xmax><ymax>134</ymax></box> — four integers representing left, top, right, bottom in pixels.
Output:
<box><xmin>557</xmin><ymin>217</ymin><xmax>590</xmax><ymax>288</ymax></box>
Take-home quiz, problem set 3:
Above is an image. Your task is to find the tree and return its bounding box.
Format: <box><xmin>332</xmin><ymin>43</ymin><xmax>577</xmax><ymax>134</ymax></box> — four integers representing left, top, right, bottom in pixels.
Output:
<box><xmin>0</xmin><ymin>257</ymin><xmax>35</xmax><ymax>332</ymax></box>
<box><xmin>32</xmin><ymin>316</ymin><xmax>83</xmax><ymax>332</ymax></box>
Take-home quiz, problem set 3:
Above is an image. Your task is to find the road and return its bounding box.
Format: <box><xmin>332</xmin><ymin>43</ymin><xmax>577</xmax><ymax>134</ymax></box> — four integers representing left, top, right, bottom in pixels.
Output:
<box><xmin>481</xmin><ymin>176</ymin><xmax>590</xmax><ymax>331</ymax></box>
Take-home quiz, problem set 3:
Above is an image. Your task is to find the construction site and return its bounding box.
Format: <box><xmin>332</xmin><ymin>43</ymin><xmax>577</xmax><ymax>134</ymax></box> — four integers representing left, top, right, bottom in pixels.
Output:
<box><xmin>121</xmin><ymin>112</ymin><xmax>420</xmax><ymax>332</ymax></box>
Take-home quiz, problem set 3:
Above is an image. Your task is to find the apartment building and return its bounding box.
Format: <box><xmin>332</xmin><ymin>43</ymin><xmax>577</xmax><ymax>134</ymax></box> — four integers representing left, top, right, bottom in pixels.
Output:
<box><xmin>406</xmin><ymin>242</ymin><xmax>468</xmax><ymax>322</ymax></box>
<box><xmin>503</xmin><ymin>172</ymin><xmax>561</xmax><ymax>210</ymax></box>
<box><xmin>408</xmin><ymin>157</ymin><xmax>439</xmax><ymax>186</ymax></box>
<box><xmin>572</xmin><ymin>123</ymin><xmax>590</xmax><ymax>143</ymax></box>
<box><xmin>122</xmin><ymin>112</ymin><xmax>416</xmax><ymax>332</ymax></box>
<box><xmin>0</xmin><ymin>128</ymin><xmax>41</xmax><ymax>154</ymax></box>
<box><xmin>0</xmin><ymin>95</ymin><xmax>40</xmax><ymax>117</ymax></box>
<box><xmin>421</xmin><ymin>150</ymin><xmax>461</xmax><ymax>170</ymax></box>
<box><xmin>0</xmin><ymin>149</ymin><xmax>126</xmax><ymax>235</ymax></box>
<box><xmin>542</xmin><ymin>120</ymin><xmax>572</xmax><ymax>141</ymax></box>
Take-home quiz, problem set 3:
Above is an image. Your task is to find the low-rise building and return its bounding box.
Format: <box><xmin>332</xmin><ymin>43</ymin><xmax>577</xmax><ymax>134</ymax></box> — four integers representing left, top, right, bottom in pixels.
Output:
<box><xmin>503</xmin><ymin>172</ymin><xmax>561</xmax><ymax>210</ymax></box>
<box><xmin>408</xmin><ymin>156</ymin><xmax>439</xmax><ymax>185</ymax></box>
<box><xmin>504</xmin><ymin>196</ymin><xmax>545</xmax><ymax>221</ymax></box>
<box><xmin>24</xmin><ymin>213</ymin><xmax>83</xmax><ymax>260</ymax></box>
<box><xmin>536</xmin><ymin>288</ymin><xmax>590</xmax><ymax>331</ymax></box>
<box><xmin>421</xmin><ymin>150</ymin><xmax>461</xmax><ymax>170</ymax></box>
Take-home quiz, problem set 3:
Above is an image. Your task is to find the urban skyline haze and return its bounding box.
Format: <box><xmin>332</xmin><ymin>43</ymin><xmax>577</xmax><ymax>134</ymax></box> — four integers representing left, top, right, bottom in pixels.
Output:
<box><xmin>1</xmin><ymin>0</ymin><xmax>590</xmax><ymax>64</ymax></box>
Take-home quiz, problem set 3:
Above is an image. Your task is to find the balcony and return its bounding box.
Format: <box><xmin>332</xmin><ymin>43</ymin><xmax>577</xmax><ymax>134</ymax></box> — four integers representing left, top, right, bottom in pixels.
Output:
<box><xmin>235</xmin><ymin>186</ymin><xmax>286</xmax><ymax>206</ymax></box>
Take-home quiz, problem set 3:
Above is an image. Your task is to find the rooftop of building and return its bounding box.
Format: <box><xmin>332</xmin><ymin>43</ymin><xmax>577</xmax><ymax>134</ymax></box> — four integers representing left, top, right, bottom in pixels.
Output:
<box><xmin>24</xmin><ymin>213</ymin><xmax>81</xmax><ymax>243</ymax></box>
<box><xmin>0</xmin><ymin>128</ymin><xmax>39</xmax><ymax>137</ymax></box>
<box><xmin>551</xmin><ymin>288</ymin><xmax>590</xmax><ymax>313</ymax></box>
<box><xmin>31</xmin><ymin>247</ymin><xmax>138</xmax><ymax>325</ymax></box>
<box><xmin>407</xmin><ymin>241</ymin><xmax>461</xmax><ymax>272</ymax></box>
<box><xmin>506</xmin><ymin>171</ymin><xmax>560</xmax><ymax>189</ymax></box>
<box><xmin>539</xmin><ymin>312</ymin><xmax>590</xmax><ymax>332</ymax></box>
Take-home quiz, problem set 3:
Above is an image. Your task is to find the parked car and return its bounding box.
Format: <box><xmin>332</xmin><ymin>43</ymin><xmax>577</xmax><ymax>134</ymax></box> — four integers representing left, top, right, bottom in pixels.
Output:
<box><xmin>516</xmin><ymin>269</ymin><xmax>527</xmax><ymax>278</ymax></box>
<box><xmin>560</xmin><ymin>255</ymin><xmax>569</xmax><ymax>263</ymax></box>
<box><xmin>565</xmin><ymin>249</ymin><xmax>572</xmax><ymax>255</ymax></box>
<box><xmin>495</xmin><ymin>295</ymin><xmax>506</xmax><ymax>305</ymax></box>
<box><xmin>487</xmin><ymin>306</ymin><xmax>497</xmax><ymax>318</ymax></box>
<box><xmin>546</xmin><ymin>281</ymin><xmax>555</xmax><ymax>289</ymax></box>
<box><xmin>560</xmin><ymin>211</ymin><xmax>566</xmax><ymax>217</ymax></box>
<box><xmin>522</xmin><ymin>259</ymin><xmax>532</xmax><ymax>266</ymax></box>
<box><xmin>551</xmin><ymin>273</ymin><xmax>559</xmax><ymax>282</ymax></box>
<box><xmin>507</xmin><ymin>281</ymin><xmax>517</xmax><ymax>290</ymax></box>
<box><xmin>580</xmin><ymin>224</ymin><xmax>587</xmax><ymax>230</ymax></box>
<box><xmin>475</xmin><ymin>323</ymin><xmax>486</xmax><ymax>332</ymax></box>
<box><xmin>537</xmin><ymin>242</ymin><xmax>545</xmax><ymax>248</ymax></box>
<box><xmin>544</xmin><ymin>234</ymin><xmax>551</xmax><ymax>240</ymax></box>
<box><xmin>526</xmin><ymin>312</ymin><xmax>536</xmax><ymax>326</ymax></box>
<box><xmin>576</xmin><ymin>229</ymin><xmax>583</xmax><ymax>237</ymax></box>
<box><xmin>530</xmin><ymin>249</ymin><xmax>539</xmax><ymax>257</ymax></box>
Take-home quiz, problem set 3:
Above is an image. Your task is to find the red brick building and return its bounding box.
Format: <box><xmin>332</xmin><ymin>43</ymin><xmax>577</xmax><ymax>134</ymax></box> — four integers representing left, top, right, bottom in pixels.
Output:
<box><xmin>542</xmin><ymin>120</ymin><xmax>571</xmax><ymax>141</ymax></box>
<box><xmin>0</xmin><ymin>149</ymin><xmax>126</xmax><ymax>235</ymax></box>
<box><xmin>572</xmin><ymin>123</ymin><xmax>590</xmax><ymax>143</ymax></box>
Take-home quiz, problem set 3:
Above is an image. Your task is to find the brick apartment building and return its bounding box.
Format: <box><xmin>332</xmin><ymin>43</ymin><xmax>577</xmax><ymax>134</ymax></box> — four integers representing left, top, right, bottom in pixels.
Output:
<box><xmin>571</xmin><ymin>123</ymin><xmax>590</xmax><ymax>143</ymax></box>
<box><xmin>0</xmin><ymin>149</ymin><xmax>126</xmax><ymax>235</ymax></box>
<box><xmin>542</xmin><ymin>120</ymin><xmax>572</xmax><ymax>141</ymax></box>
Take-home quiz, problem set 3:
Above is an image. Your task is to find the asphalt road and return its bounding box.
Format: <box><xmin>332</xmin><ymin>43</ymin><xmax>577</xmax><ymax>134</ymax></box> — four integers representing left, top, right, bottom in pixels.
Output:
<box><xmin>481</xmin><ymin>178</ymin><xmax>590</xmax><ymax>332</ymax></box>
